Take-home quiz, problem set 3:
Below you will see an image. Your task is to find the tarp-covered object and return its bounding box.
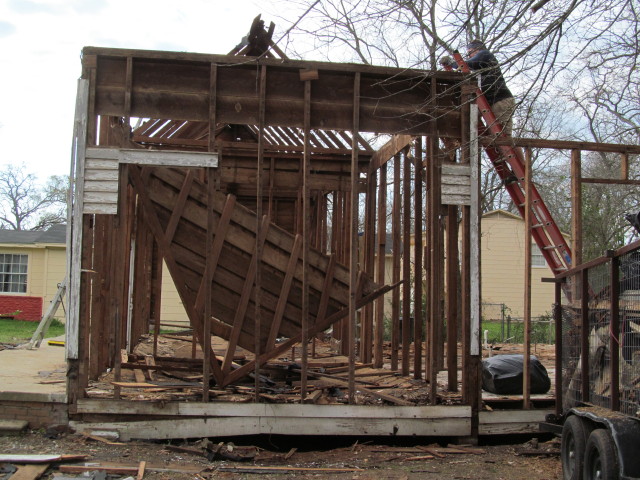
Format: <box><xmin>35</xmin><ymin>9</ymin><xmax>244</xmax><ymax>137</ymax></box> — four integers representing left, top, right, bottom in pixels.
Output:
<box><xmin>482</xmin><ymin>354</ymin><xmax>551</xmax><ymax>395</ymax></box>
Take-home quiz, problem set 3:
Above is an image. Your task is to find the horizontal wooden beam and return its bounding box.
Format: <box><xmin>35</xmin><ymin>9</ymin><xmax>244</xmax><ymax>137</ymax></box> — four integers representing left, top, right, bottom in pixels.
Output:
<box><xmin>71</xmin><ymin>403</ymin><xmax>471</xmax><ymax>440</ymax></box>
<box><xmin>581</xmin><ymin>178</ymin><xmax>640</xmax><ymax>185</ymax></box>
<box><xmin>87</xmin><ymin>147</ymin><xmax>218</xmax><ymax>167</ymax></box>
<box><xmin>479</xmin><ymin>136</ymin><xmax>640</xmax><ymax>154</ymax></box>
<box><xmin>83</xmin><ymin>46</ymin><xmax>463</xmax><ymax>80</ymax></box>
<box><xmin>86</xmin><ymin>48</ymin><xmax>462</xmax><ymax>136</ymax></box>
<box><xmin>75</xmin><ymin>399</ymin><xmax>470</xmax><ymax>418</ymax></box>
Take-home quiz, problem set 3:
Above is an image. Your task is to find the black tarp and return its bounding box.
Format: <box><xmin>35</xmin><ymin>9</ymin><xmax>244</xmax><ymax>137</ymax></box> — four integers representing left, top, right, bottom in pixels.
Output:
<box><xmin>481</xmin><ymin>354</ymin><xmax>551</xmax><ymax>395</ymax></box>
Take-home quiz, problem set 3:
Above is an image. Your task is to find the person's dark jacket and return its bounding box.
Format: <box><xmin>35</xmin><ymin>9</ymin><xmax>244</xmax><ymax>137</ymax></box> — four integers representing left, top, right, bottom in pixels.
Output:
<box><xmin>465</xmin><ymin>49</ymin><xmax>513</xmax><ymax>105</ymax></box>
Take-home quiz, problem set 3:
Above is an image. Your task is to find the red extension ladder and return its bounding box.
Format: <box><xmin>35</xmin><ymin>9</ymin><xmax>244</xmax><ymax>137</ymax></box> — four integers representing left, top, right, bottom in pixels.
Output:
<box><xmin>449</xmin><ymin>51</ymin><xmax>572</xmax><ymax>275</ymax></box>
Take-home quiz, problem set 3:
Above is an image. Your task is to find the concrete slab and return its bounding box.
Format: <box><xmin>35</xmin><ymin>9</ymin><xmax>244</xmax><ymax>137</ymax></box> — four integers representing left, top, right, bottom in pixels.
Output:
<box><xmin>0</xmin><ymin>335</ymin><xmax>67</xmax><ymax>402</ymax></box>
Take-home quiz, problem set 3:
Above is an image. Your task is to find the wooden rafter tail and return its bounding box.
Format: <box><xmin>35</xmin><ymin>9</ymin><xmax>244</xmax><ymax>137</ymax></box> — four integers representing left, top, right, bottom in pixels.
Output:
<box><xmin>221</xmin><ymin>281</ymin><xmax>402</xmax><ymax>387</ymax></box>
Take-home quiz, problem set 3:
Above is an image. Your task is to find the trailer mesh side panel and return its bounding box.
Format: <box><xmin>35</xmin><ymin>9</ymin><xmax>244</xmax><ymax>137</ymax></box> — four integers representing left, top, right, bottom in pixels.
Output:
<box><xmin>588</xmin><ymin>262</ymin><xmax>611</xmax><ymax>410</ymax></box>
<box><xmin>561</xmin><ymin>247</ymin><xmax>640</xmax><ymax>417</ymax></box>
<box><xmin>619</xmin><ymin>250</ymin><xmax>640</xmax><ymax>416</ymax></box>
<box><xmin>562</xmin><ymin>273</ymin><xmax>582</xmax><ymax>412</ymax></box>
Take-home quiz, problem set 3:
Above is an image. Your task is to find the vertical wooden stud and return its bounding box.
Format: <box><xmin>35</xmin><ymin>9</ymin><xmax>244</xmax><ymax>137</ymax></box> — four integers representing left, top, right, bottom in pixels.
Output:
<box><xmin>301</xmin><ymin>79</ymin><xmax>312</xmax><ymax>401</ymax></box>
<box><xmin>446</xmin><ymin>204</ymin><xmax>459</xmax><ymax>392</ymax></box>
<box><xmin>402</xmin><ymin>148</ymin><xmax>412</xmax><ymax>376</ymax></box>
<box><xmin>374</xmin><ymin>164</ymin><xmax>387</xmax><ymax>368</ymax></box>
<box><xmin>571</xmin><ymin>149</ymin><xmax>582</xmax><ymax>268</ymax></box>
<box><xmin>255</xmin><ymin>65</ymin><xmax>267</xmax><ymax>401</ymax></box>
<box><xmin>348</xmin><ymin>72</ymin><xmax>361</xmax><ymax>403</ymax></box>
<box><xmin>523</xmin><ymin>147</ymin><xmax>533</xmax><ymax>409</ymax></box>
<box><xmin>413</xmin><ymin>138</ymin><xmax>423</xmax><ymax>379</ymax></box>
<box><xmin>391</xmin><ymin>154</ymin><xmax>401</xmax><ymax>371</ymax></box>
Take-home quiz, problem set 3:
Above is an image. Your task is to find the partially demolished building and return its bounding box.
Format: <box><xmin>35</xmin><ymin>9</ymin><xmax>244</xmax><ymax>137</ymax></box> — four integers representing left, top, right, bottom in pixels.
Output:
<box><xmin>65</xmin><ymin>21</ymin><xmax>639</xmax><ymax>440</ymax></box>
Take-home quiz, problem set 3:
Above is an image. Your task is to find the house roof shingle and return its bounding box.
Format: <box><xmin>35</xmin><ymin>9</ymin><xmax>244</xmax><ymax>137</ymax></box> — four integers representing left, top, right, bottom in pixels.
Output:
<box><xmin>0</xmin><ymin>224</ymin><xmax>67</xmax><ymax>245</ymax></box>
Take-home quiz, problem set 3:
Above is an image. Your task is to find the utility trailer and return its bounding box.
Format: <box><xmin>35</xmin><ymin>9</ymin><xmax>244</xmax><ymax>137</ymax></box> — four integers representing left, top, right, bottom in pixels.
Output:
<box><xmin>546</xmin><ymin>239</ymin><xmax>640</xmax><ymax>479</ymax></box>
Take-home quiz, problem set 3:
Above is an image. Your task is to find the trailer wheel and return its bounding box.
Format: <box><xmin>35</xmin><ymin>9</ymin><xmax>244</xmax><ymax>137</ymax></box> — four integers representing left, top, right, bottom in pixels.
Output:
<box><xmin>561</xmin><ymin>415</ymin><xmax>590</xmax><ymax>480</ymax></box>
<box><xmin>584</xmin><ymin>429</ymin><xmax>619</xmax><ymax>480</ymax></box>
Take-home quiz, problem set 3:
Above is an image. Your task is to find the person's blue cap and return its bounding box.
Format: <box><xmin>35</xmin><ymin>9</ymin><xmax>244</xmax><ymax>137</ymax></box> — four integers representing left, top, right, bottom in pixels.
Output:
<box><xmin>467</xmin><ymin>39</ymin><xmax>486</xmax><ymax>50</ymax></box>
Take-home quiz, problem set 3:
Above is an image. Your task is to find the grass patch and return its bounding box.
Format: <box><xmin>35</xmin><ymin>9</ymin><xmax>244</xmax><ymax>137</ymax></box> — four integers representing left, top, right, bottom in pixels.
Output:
<box><xmin>0</xmin><ymin>318</ymin><xmax>65</xmax><ymax>344</ymax></box>
<box><xmin>482</xmin><ymin>318</ymin><xmax>555</xmax><ymax>344</ymax></box>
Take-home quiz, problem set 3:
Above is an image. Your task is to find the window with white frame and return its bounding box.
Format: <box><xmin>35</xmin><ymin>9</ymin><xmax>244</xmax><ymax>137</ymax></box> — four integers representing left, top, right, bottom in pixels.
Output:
<box><xmin>0</xmin><ymin>254</ymin><xmax>28</xmax><ymax>293</ymax></box>
<box><xmin>531</xmin><ymin>244</ymin><xmax>546</xmax><ymax>267</ymax></box>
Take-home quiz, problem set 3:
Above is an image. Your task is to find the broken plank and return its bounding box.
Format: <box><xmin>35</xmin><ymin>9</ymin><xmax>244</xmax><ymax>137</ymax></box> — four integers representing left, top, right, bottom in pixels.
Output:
<box><xmin>82</xmin><ymin>433</ymin><xmax>125</xmax><ymax>445</ymax></box>
<box><xmin>137</xmin><ymin>460</ymin><xmax>146</xmax><ymax>480</ymax></box>
<box><xmin>145</xmin><ymin>356</ymin><xmax>157</xmax><ymax>381</ymax></box>
<box><xmin>0</xmin><ymin>455</ymin><xmax>88</xmax><ymax>463</ymax></box>
<box><xmin>164</xmin><ymin>445</ymin><xmax>207</xmax><ymax>458</ymax></box>
<box><xmin>323</xmin><ymin>363</ymin><xmax>374</xmax><ymax>374</ymax></box>
<box><xmin>284</xmin><ymin>447</ymin><xmax>297</xmax><ymax>460</ymax></box>
<box><xmin>404</xmin><ymin>455</ymin><xmax>435</xmax><ymax>461</ymax></box>
<box><xmin>303</xmin><ymin>389</ymin><xmax>322</xmax><ymax>404</ymax></box>
<box><xmin>417</xmin><ymin>446</ymin><xmax>446</xmax><ymax>458</ymax></box>
<box><xmin>216</xmin><ymin>466</ymin><xmax>363</xmax><ymax>474</ymax></box>
<box><xmin>110</xmin><ymin>381</ymin><xmax>201</xmax><ymax>389</ymax></box>
<box><xmin>120</xmin><ymin>363</ymin><xmax>194</xmax><ymax>372</ymax></box>
<box><xmin>444</xmin><ymin>445</ymin><xmax>486</xmax><ymax>454</ymax></box>
<box><xmin>8</xmin><ymin>464</ymin><xmax>48</xmax><ymax>480</ymax></box>
<box><xmin>134</xmin><ymin>369</ymin><xmax>146</xmax><ymax>383</ymax></box>
<box><xmin>59</xmin><ymin>463</ymin><xmax>203</xmax><ymax>475</ymax></box>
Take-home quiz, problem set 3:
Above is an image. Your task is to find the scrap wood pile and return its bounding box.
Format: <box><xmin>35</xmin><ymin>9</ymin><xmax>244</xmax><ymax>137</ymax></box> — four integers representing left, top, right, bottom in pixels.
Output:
<box><xmin>85</xmin><ymin>333</ymin><xmax>463</xmax><ymax>406</ymax></box>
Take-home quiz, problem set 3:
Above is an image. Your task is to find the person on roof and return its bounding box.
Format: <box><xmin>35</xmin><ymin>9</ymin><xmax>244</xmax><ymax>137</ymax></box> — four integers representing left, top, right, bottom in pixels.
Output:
<box><xmin>464</xmin><ymin>39</ymin><xmax>515</xmax><ymax>136</ymax></box>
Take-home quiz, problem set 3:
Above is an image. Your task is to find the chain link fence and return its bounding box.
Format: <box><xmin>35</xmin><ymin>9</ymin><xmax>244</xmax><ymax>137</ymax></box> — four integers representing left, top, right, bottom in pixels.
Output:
<box><xmin>482</xmin><ymin>302</ymin><xmax>555</xmax><ymax>344</ymax></box>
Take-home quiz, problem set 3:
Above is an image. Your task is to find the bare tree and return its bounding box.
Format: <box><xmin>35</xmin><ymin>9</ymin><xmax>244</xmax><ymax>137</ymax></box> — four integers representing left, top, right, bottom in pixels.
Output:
<box><xmin>266</xmin><ymin>0</ymin><xmax>640</xmax><ymax>257</ymax></box>
<box><xmin>563</xmin><ymin>0</ymin><xmax>639</xmax><ymax>144</ymax></box>
<box><xmin>0</xmin><ymin>164</ymin><xmax>68</xmax><ymax>231</ymax></box>
<box><xmin>270</xmin><ymin>0</ymin><xmax>599</xmax><ymax>207</ymax></box>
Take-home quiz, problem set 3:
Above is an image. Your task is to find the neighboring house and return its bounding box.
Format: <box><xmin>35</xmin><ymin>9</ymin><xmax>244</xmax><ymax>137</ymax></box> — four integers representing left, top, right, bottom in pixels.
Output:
<box><xmin>375</xmin><ymin>209</ymin><xmax>565</xmax><ymax>323</ymax></box>
<box><xmin>0</xmin><ymin>225</ymin><xmax>190</xmax><ymax>325</ymax></box>
<box><xmin>0</xmin><ymin>225</ymin><xmax>66</xmax><ymax>321</ymax></box>
<box><xmin>481</xmin><ymin>209</ymin><xmax>567</xmax><ymax>320</ymax></box>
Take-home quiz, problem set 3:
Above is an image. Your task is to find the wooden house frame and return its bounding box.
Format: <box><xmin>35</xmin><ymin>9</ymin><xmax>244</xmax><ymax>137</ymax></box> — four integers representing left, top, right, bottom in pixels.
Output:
<box><xmin>64</xmin><ymin>26</ymin><xmax>508</xmax><ymax>440</ymax></box>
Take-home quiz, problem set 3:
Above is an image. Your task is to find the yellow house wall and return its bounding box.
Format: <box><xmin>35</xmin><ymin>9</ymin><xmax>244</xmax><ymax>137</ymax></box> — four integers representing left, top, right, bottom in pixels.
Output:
<box><xmin>42</xmin><ymin>247</ymin><xmax>66</xmax><ymax>303</ymax></box>
<box><xmin>1</xmin><ymin>243</ymin><xmax>190</xmax><ymax>326</ymax></box>
<box><xmin>481</xmin><ymin>212</ymin><xmax>557</xmax><ymax>319</ymax></box>
<box><xmin>0</xmin><ymin>244</ymin><xmax>66</xmax><ymax>317</ymax></box>
<box><xmin>160</xmin><ymin>261</ymin><xmax>189</xmax><ymax>326</ymax></box>
<box><xmin>374</xmin><ymin>210</ymin><xmax>560</xmax><ymax>323</ymax></box>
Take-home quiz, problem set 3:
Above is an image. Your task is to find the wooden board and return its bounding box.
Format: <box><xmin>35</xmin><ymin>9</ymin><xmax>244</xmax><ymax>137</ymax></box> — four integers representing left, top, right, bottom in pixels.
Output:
<box><xmin>478</xmin><ymin>409</ymin><xmax>553</xmax><ymax>435</ymax></box>
<box><xmin>70</xmin><ymin>404</ymin><xmax>471</xmax><ymax>440</ymax></box>
<box><xmin>8</xmin><ymin>464</ymin><xmax>48</xmax><ymax>480</ymax></box>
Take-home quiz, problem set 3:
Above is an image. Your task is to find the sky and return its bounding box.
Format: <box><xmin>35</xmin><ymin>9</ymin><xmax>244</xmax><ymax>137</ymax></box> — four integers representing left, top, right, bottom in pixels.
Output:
<box><xmin>0</xmin><ymin>0</ymin><xmax>274</xmax><ymax>182</ymax></box>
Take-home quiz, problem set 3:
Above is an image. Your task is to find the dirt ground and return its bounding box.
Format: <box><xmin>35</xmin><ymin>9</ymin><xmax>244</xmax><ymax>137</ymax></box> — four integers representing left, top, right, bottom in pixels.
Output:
<box><xmin>0</xmin><ymin>430</ymin><xmax>562</xmax><ymax>479</ymax></box>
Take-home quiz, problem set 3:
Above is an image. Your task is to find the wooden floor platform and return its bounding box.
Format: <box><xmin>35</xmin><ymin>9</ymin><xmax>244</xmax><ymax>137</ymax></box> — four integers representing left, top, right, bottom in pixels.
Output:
<box><xmin>70</xmin><ymin>400</ymin><xmax>551</xmax><ymax>440</ymax></box>
<box><xmin>69</xmin><ymin>335</ymin><xmax>555</xmax><ymax>440</ymax></box>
